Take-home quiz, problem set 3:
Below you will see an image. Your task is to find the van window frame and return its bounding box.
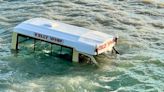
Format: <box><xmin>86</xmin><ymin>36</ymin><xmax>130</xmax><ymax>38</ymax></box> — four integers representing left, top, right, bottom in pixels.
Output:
<box><xmin>17</xmin><ymin>34</ymin><xmax>73</xmax><ymax>61</ymax></box>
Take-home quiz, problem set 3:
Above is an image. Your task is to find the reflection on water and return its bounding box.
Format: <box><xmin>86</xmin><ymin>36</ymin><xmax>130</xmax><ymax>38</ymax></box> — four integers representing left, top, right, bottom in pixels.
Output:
<box><xmin>0</xmin><ymin>0</ymin><xmax>164</xmax><ymax>92</ymax></box>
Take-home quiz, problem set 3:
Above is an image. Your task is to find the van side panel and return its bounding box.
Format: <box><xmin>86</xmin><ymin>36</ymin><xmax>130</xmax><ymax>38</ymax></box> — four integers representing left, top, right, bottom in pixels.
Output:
<box><xmin>72</xmin><ymin>49</ymin><xmax>79</xmax><ymax>62</ymax></box>
<box><xmin>11</xmin><ymin>32</ymin><xmax>18</xmax><ymax>50</ymax></box>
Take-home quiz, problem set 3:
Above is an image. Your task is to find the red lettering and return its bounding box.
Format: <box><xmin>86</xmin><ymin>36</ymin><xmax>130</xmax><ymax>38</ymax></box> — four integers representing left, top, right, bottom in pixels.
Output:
<box><xmin>107</xmin><ymin>40</ymin><xmax>113</xmax><ymax>46</ymax></box>
<box><xmin>98</xmin><ymin>43</ymin><xmax>106</xmax><ymax>50</ymax></box>
<box><xmin>97</xmin><ymin>39</ymin><xmax>115</xmax><ymax>52</ymax></box>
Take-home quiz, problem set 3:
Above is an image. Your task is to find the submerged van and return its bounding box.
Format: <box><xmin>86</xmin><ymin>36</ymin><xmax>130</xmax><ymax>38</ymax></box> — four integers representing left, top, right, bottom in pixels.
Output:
<box><xmin>11</xmin><ymin>18</ymin><xmax>118</xmax><ymax>64</ymax></box>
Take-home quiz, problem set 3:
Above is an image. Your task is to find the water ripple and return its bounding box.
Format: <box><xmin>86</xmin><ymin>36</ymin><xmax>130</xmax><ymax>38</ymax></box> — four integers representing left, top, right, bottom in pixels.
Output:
<box><xmin>0</xmin><ymin>0</ymin><xmax>164</xmax><ymax>91</ymax></box>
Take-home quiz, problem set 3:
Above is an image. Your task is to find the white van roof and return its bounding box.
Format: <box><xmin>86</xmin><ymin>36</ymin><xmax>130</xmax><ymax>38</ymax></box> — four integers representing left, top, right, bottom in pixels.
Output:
<box><xmin>14</xmin><ymin>18</ymin><xmax>116</xmax><ymax>55</ymax></box>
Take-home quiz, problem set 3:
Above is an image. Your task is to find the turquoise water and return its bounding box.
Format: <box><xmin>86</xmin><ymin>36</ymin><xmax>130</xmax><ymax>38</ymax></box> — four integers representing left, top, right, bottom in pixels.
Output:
<box><xmin>0</xmin><ymin>0</ymin><xmax>164</xmax><ymax>92</ymax></box>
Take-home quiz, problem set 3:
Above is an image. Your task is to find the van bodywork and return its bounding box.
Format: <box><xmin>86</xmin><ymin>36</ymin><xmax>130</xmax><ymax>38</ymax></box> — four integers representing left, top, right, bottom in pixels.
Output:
<box><xmin>11</xmin><ymin>18</ymin><xmax>117</xmax><ymax>64</ymax></box>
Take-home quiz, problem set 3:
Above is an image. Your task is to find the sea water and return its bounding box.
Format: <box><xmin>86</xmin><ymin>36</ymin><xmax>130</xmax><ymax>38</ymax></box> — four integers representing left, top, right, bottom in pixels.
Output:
<box><xmin>0</xmin><ymin>0</ymin><xmax>164</xmax><ymax>92</ymax></box>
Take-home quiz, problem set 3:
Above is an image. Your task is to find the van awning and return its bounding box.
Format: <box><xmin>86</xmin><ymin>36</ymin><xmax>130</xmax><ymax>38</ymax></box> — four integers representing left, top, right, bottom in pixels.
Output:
<box><xmin>14</xmin><ymin>18</ymin><xmax>116</xmax><ymax>55</ymax></box>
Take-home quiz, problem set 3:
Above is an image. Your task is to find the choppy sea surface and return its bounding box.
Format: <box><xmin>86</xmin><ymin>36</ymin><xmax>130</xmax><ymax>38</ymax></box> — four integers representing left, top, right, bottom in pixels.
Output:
<box><xmin>0</xmin><ymin>0</ymin><xmax>164</xmax><ymax>92</ymax></box>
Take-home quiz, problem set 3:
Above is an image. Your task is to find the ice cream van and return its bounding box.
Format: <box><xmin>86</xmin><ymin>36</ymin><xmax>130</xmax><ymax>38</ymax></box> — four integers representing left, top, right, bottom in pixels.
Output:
<box><xmin>11</xmin><ymin>18</ymin><xmax>118</xmax><ymax>64</ymax></box>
